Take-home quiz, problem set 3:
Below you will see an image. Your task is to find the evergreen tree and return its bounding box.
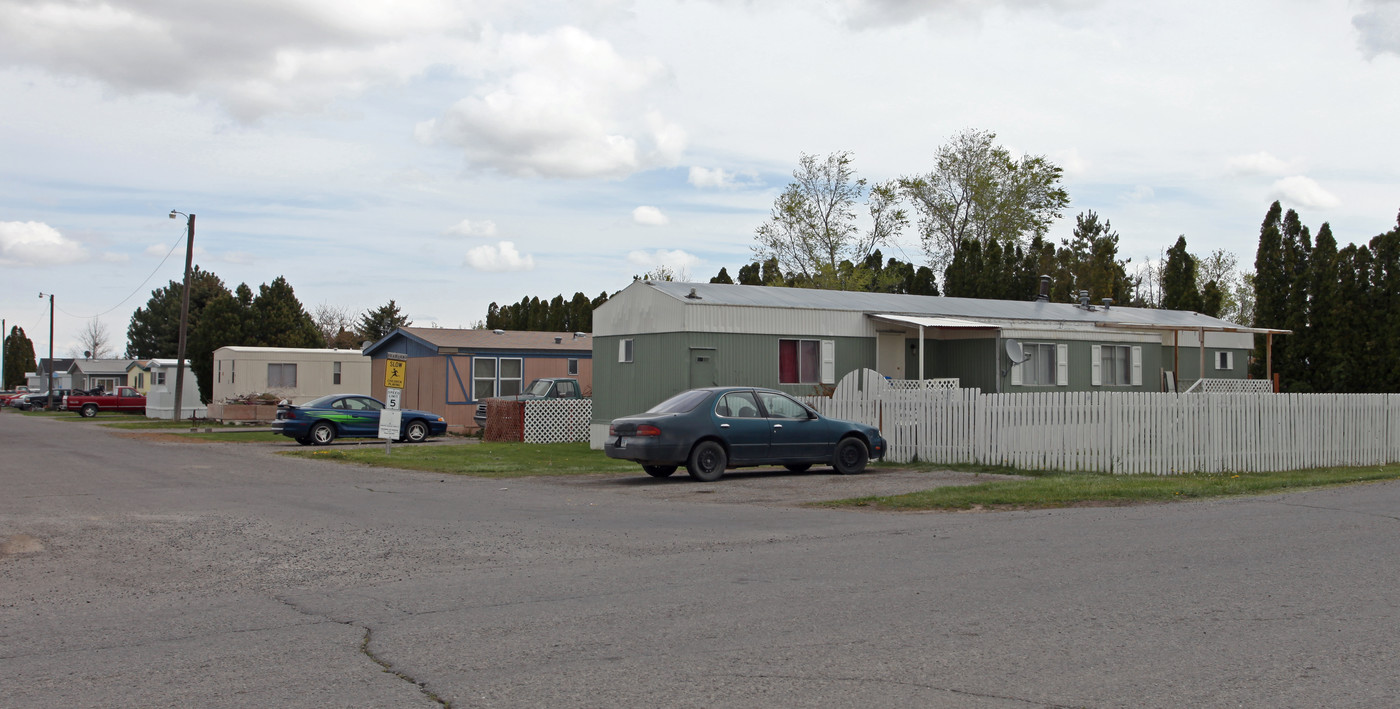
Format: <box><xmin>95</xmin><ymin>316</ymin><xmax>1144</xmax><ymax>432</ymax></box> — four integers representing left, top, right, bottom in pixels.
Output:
<box><xmin>943</xmin><ymin>239</ymin><xmax>983</xmax><ymax>298</ymax></box>
<box><xmin>358</xmin><ymin>299</ymin><xmax>412</xmax><ymax>343</ymax></box>
<box><xmin>251</xmin><ymin>276</ymin><xmax>324</xmax><ymax>348</ymax></box>
<box><xmin>189</xmin><ymin>290</ymin><xmax>250</xmax><ymax>402</ymax></box>
<box><xmin>1161</xmin><ymin>236</ymin><xmax>1202</xmax><ymax>312</ymax></box>
<box><xmin>736</xmin><ymin>262</ymin><xmax>762</xmax><ymax>285</ymax></box>
<box><xmin>1306</xmin><ymin>223</ymin><xmax>1340</xmax><ymax>392</ymax></box>
<box><xmin>4</xmin><ymin>325</ymin><xmax>37</xmax><ymax>390</ymax></box>
<box><xmin>125</xmin><ymin>267</ymin><xmax>231</xmax><ymax>358</ymax></box>
<box><xmin>1277</xmin><ymin>209</ymin><xmax>1313</xmax><ymax>390</ymax></box>
<box><xmin>1368</xmin><ymin>215</ymin><xmax>1400</xmax><ymax>392</ymax></box>
<box><xmin>1251</xmin><ymin>202</ymin><xmax>1286</xmax><ymax>380</ymax></box>
<box><xmin>1060</xmin><ymin>211</ymin><xmax>1131</xmax><ymax>303</ymax></box>
<box><xmin>710</xmin><ymin>267</ymin><xmax>734</xmax><ymax>284</ymax></box>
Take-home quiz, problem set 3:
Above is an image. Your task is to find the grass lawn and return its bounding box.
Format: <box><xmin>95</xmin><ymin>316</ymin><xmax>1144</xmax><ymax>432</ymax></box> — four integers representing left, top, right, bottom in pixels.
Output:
<box><xmin>102</xmin><ymin>419</ymin><xmax>225</xmax><ymax>430</ymax></box>
<box><xmin>282</xmin><ymin>441</ymin><xmax>638</xmax><ymax>478</ymax></box>
<box><xmin>819</xmin><ymin>463</ymin><xmax>1400</xmax><ymax>511</ymax></box>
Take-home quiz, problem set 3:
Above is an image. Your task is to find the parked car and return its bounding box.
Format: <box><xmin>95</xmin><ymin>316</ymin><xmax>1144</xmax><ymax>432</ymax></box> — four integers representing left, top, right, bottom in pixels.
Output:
<box><xmin>15</xmin><ymin>389</ymin><xmax>73</xmax><ymax>411</ymax></box>
<box><xmin>604</xmin><ymin>386</ymin><xmax>886</xmax><ymax>482</ymax></box>
<box><xmin>474</xmin><ymin>377</ymin><xmax>583</xmax><ymax>428</ymax></box>
<box><xmin>271</xmin><ymin>394</ymin><xmax>448</xmax><ymax>446</ymax></box>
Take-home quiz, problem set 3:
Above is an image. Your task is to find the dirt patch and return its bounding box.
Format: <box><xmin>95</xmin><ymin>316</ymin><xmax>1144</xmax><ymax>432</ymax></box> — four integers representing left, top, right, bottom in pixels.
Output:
<box><xmin>547</xmin><ymin>466</ymin><xmax>1023</xmax><ymax>507</ymax></box>
<box><xmin>1</xmin><ymin>533</ymin><xmax>44</xmax><ymax>558</ymax></box>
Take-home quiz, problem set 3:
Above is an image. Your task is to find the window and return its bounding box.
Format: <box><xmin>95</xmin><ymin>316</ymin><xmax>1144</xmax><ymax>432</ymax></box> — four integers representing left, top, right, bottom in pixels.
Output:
<box><xmin>156</xmin><ymin>371</ymin><xmax>167</xmax><ymax>386</ymax></box>
<box><xmin>217</xmin><ymin>360</ymin><xmax>222</xmax><ymax>383</ymax></box>
<box><xmin>333</xmin><ymin>361</ymin><xmax>342</xmax><ymax>385</ymax></box>
<box><xmin>757</xmin><ymin>391</ymin><xmax>811</xmax><ymax>419</ymax></box>
<box><xmin>1215</xmin><ymin>351</ymin><xmax>1234</xmax><ymax>370</ymax></box>
<box><xmin>267</xmin><ymin>363</ymin><xmax>297</xmax><ymax>388</ymax></box>
<box><xmin>1022</xmin><ymin>343</ymin><xmax>1057</xmax><ymax>386</ymax></box>
<box><xmin>556</xmin><ymin>380</ymin><xmax>577</xmax><ymax>397</ymax></box>
<box><xmin>568</xmin><ymin>358</ymin><xmax>579</xmax><ymax>375</ymax></box>
<box><xmin>619</xmin><ymin>339</ymin><xmax>634</xmax><ymax>363</ymax></box>
<box><xmin>231</xmin><ymin>360</ymin><xmax>235</xmax><ymax>384</ymax></box>
<box><xmin>136</xmin><ymin>373</ymin><xmax>144</xmax><ymax>389</ymax></box>
<box><xmin>472</xmin><ymin>357</ymin><xmax>524</xmax><ymax>399</ymax></box>
<box><xmin>473</xmin><ymin>357</ymin><xmax>497</xmax><ymax>399</ymax></box>
<box><xmin>1100</xmin><ymin>346</ymin><xmax>1131</xmax><ymax>386</ymax></box>
<box><xmin>716</xmin><ymin>391</ymin><xmax>761</xmax><ymax>418</ymax></box>
<box><xmin>778</xmin><ymin>339</ymin><xmax>821</xmax><ymax>384</ymax></box>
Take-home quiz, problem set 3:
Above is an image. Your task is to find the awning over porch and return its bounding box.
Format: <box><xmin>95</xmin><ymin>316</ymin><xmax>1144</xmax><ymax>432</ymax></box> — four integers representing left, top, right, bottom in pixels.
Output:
<box><xmin>868</xmin><ymin>313</ymin><xmax>1001</xmax><ymax>330</ymax></box>
<box><xmin>867</xmin><ymin>313</ymin><xmax>1001</xmax><ymax>381</ymax></box>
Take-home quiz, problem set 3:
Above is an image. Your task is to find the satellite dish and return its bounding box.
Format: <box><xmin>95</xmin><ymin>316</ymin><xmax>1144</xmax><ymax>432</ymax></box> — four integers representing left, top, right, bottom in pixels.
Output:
<box><xmin>1005</xmin><ymin>338</ymin><xmax>1029</xmax><ymax>364</ymax></box>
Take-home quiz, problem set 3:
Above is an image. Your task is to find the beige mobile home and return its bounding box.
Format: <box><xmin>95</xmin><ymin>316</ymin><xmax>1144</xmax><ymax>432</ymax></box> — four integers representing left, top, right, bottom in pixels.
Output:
<box><xmin>211</xmin><ymin>347</ymin><xmax>370</xmax><ymax>404</ymax></box>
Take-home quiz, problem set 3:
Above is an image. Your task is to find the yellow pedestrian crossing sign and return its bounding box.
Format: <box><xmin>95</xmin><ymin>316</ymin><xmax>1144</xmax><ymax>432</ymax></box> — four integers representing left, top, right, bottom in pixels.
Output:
<box><xmin>384</xmin><ymin>357</ymin><xmax>407</xmax><ymax>389</ymax></box>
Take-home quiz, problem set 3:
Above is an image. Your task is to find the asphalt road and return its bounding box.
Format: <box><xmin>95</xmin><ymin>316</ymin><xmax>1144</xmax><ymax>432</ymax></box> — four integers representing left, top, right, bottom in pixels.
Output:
<box><xmin>3</xmin><ymin>412</ymin><xmax>1398</xmax><ymax>708</ymax></box>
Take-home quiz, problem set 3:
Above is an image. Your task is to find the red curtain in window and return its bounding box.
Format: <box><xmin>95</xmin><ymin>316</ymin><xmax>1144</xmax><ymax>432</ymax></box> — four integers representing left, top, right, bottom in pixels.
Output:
<box><xmin>778</xmin><ymin>340</ymin><xmax>798</xmax><ymax>383</ymax></box>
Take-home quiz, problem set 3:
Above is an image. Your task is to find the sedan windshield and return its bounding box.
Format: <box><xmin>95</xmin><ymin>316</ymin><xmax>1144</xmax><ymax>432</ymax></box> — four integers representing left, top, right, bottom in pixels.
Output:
<box><xmin>646</xmin><ymin>389</ymin><xmax>712</xmax><ymax>414</ymax></box>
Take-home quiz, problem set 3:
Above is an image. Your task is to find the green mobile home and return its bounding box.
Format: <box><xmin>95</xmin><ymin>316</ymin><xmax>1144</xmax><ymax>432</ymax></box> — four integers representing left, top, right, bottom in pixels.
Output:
<box><xmin>590</xmin><ymin>281</ymin><xmax>1281</xmax><ymax>446</ymax></box>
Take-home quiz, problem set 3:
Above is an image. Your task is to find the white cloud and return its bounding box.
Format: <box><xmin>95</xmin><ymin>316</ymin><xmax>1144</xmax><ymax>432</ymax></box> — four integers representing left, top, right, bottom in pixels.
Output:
<box><xmin>464</xmin><ymin>240</ymin><xmax>535</xmax><ymax>271</ymax></box>
<box><xmin>0</xmin><ymin>221</ymin><xmax>89</xmax><ymax>266</ymax></box>
<box><xmin>416</xmin><ymin>26</ymin><xmax>685</xmax><ymax>179</ymax></box>
<box><xmin>1226</xmin><ymin>151</ymin><xmax>1295</xmax><ymax>177</ymax></box>
<box><xmin>626</xmin><ymin>248</ymin><xmax>699</xmax><ymax>273</ymax></box>
<box><xmin>837</xmin><ymin>0</ymin><xmax>1094</xmax><ymax>28</ymax></box>
<box><xmin>218</xmin><ymin>251</ymin><xmax>259</xmax><ymax>265</ymax></box>
<box><xmin>1050</xmin><ymin>148</ymin><xmax>1088</xmax><ymax>178</ymax></box>
<box><xmin>1123</xmin><ymin>185</ymin><xmax>1154</xmax><ymax>202</ymax></box>
<box><xmin>1354</xmin><ymin>0</ymin><xmax>1400</xmax><ymax>58</ymax></box>
<box><xmin>1270</xmin><ymin>176</ymin><xmax>1340</xmax><ymax>209</ymax></box>
<box><xmin>631</xmin><ymin>206</ymin><xmax>669</xmax><ymax>226</ymax></box>
<box><xmin>99</xmin><ymin>252</ymin><xmax>130</xmax><ymax>263</ymax></box>
<box><xmin>0</xmin><ymin>0</ymin><xmax>483</xmax><ymax>121</ymax></box>
<box><xmin>444</xmin><ymin>219</ymin><xmax>498</xmax><ymax>237</ymax></box>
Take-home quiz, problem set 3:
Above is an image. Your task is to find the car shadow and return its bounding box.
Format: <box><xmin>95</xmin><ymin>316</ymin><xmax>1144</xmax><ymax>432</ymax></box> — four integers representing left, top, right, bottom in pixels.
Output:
<box><xmin>602</xmin><ymin>466</ymin><xmax>847</xmax><ymax>487</ymax></box>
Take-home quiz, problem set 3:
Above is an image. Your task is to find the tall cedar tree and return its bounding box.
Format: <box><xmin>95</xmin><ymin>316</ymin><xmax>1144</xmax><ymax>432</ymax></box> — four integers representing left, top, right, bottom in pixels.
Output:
<box><xmin>1369</xmin><ymin>215</ymin><xmax>1400</xmax><ymax>392</ymax></box>
<box><xmin>4</xmin><ymin>325</ymin><xmax>37</xmax><ymax>390</ymax></box>
<box><xmin>1277</xmin><ymin>209</ymin><xmax>1313</xmax><ymax>391</ymax></box>
<box><xmin>1331</xmin><ymin>245</ymin><xmax>1371</xmax><ymax>391</ymax></box>
<box><xmin>1305</xmin><ymin>223</ymin><xmax>1340</xmax><ymax>392</ymax></box>
<box><xmin>1250</xmin><ymin>202</ymin><xmax>1286</xmax><ymax>380</ymax></box>
<box><xmin>251</xmin><ymin>277</ymin><xmax>323</xmax><ymax>349</ymax></box>
<box><xmin>1161</xmin><ymin>236</ymin><xmax>1202</xmax><ymax>312</ymax></box>
<box><xmin>485</xmin><ymin>292</ymin><xmax>602</xmax><ymax>333</ymax></box>
<box><xmin>358</xmin><ymin>300</ymin><xmax>412</xmax><ymax>344</ymax></box>
<box><xmin>1060</xmin><ymin>211</ymin><xmax>1132</xmax><ymax>304</ymax></box>
<box><xmin>189</xmin><ymin>289</ymin><xmax>250</xmax><ymax>403</ymax></box>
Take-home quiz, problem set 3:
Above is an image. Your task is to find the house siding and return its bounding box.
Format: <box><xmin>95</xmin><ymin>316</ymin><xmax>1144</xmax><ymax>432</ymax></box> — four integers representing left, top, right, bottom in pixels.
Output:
<box><xmin>592</xmin><ymin>332</ymin><xmax>874</xmax><ymax>423</ymax></box>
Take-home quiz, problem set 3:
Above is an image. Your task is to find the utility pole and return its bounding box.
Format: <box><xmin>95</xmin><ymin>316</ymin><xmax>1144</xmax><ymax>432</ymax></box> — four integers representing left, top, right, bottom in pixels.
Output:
<box><xmin>169</xmin><ymin>211</ymin><xmax>195</xmax><ymax>422</ymax></box>
<box><xmin>38</xmin><ymin>293</ymin><xmax>54</xmax><ymax>409</ymax></box>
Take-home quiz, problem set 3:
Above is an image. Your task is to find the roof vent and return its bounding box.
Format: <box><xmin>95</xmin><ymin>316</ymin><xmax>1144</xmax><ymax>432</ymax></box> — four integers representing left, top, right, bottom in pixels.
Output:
<box><xmin>493</xmin><ymin>329</ymin><xmax>505</xmax><ymax>335</ymax></box>
<box><xmin>573</xmin><ymin>332</ymin><xmax>587</xmax><ymax>339</ymax></box>
<box><xmin>686</xmin><ymin>288</ymin><xmax>701</xmax><ymax>299</ymax></box>
<box><xmin>554</xmin><ymin>337</ymin><xmax>563</xmax><ymax>344</ymax></box>
<box><xmin>1036</xmin><ymin>275</ymin><xmax>1051</xmax><ymax>302</ymax></box>
<box><xmin>1102</xmin><ymin>298</ymin><xmax>1113</xmax><ymax>309</ymax></box>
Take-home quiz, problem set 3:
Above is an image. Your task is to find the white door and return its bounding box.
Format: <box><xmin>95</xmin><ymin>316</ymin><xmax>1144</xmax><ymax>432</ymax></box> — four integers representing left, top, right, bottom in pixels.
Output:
<box><xmin>877</xmin><ymin>332</ymin><xmax>905</xmax><ymax>380</ymax></box>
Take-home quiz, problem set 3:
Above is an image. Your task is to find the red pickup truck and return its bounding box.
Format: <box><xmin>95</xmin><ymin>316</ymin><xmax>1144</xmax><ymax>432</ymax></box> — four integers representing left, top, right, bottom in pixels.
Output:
<box><xmin>67</xmin><ymin>387</ymin><xmax>147</xmax><ymax>417</ymax></box>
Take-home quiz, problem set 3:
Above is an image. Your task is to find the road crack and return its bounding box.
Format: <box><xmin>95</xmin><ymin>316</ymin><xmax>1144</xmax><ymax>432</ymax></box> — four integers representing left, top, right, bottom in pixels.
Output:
<box><xmin>274</xmin><ymin>596</ymin><xmax>449</xmax><ymax>708</ymax></box>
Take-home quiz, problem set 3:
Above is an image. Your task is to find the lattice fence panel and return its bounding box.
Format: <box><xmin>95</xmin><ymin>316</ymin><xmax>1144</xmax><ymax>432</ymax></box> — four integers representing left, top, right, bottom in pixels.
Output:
<box><xmin>524</xmin><ymin>399</ymin><xmax>593</xmax><ymax>444</ymax></box>
<box><xmin>1183</xmin><ymin>378</ymin><xmax>1275</xmax><ymax>394</ymax></box>
<box><xmin>887</xmin><ymin>378</ymin><xmax>961</xmax><ymax>391</ymax></box>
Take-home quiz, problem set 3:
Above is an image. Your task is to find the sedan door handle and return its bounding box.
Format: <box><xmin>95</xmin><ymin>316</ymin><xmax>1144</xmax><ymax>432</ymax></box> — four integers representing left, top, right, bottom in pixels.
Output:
<box><xmin>720</xmin><ymin>423</ymin><xmax>730</xmax><ymax>428</ymax></box>
<box><xmin>772</xmin><ymin>424</ymin><xmax>783</xmax><ymax>429</ymax></box>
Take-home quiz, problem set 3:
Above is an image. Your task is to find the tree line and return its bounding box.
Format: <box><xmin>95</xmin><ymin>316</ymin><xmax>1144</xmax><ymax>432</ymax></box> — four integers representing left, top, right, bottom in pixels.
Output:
<box><xmin>1251</xmin><ymin>203</ymin><xmax>1400</xmax><ymax>393</ymax></box>
<box><xmin>123</xmin><ymin>268</ymin><xmax>409</xmax><ymax>402</ymax></box>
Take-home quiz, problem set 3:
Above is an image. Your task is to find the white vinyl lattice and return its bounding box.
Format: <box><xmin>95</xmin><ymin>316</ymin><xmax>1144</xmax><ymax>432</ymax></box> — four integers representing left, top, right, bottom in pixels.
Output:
<box><xmin>886</xmin><ymin>378</ymin><xmax>960</xmax><ymax>391</ymax></box>
<box><xmin>1182</xmin><ymin>378</ymin><xmax>1274</xmax><ymax>394</ymax></box>
<box><xmin>523</xmin><ymin>399</ymin><xmax>592</xmax><ymax>444</ymax></box>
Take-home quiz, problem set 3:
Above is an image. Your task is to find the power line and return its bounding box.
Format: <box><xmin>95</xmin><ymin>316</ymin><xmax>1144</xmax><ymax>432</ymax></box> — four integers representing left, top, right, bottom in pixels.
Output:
<box><xmin>54</xmin><ymin>225</ymin><xmax>189</xmax><ymax>321</ymax></box>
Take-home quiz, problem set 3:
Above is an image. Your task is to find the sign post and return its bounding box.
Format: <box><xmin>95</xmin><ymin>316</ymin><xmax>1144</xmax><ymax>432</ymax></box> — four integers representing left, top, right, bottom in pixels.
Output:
<box><xmin>380</xmin><ymin>352</ymin><xmax>408</xmax><ymax>453</ymax></box>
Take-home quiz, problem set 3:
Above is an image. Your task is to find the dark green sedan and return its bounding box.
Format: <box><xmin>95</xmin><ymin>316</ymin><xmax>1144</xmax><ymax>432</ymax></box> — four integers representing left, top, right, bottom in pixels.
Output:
<box><xmin>605</xmin><ymin>386</ymin><xmax>886</xmax><ymax>482</ymax></box>
<box><xmin>272</xmin><ymin>394</ymin><xmax>448</xmax><ymax>445</ymax></box>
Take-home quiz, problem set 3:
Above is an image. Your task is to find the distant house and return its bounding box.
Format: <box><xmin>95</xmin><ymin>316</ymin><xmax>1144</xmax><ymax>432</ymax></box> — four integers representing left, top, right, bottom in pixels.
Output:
<box><xmin>362</xmin><ymin>327</ymin><xmax>594</xmax><ymax>433</ymax></box>
<box><xmin>211</xmin><ymin>347</ymin><xmax>371</xmax><ymax>405</ymax></box>
<box><xmin>27</xmin><ymin>358</ymin><xmax>74</xmax><ymax>391</ymax></box>
<box><xmin>68</xmin><ymin>358</ymin><xmax>136</xmax><ymax>392</ymax></box>
<box><xmin>589</xmin><ymin>281</ymin><xmax>1286</xmax><ymax>445</ymax></box>
<box><xmin>143</xmin><ymin>359</ymin><xmax>207</xmax><ymax>419</ymax></box>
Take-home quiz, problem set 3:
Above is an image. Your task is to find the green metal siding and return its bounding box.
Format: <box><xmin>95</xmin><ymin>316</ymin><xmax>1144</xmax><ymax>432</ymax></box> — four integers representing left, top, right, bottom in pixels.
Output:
<box><xmin>592</xmin><ymin>333</ymin><xmax>875</xmax><ymax>423</ymax></box>
<box><xmin>1171</xmin><ymin>347</ymin><xmax>1251</xmax><ymax>382</ymax></box>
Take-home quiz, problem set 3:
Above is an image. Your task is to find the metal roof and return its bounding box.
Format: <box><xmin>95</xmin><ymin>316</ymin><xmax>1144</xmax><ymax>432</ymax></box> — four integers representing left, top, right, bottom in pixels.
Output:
<box><xmin>870</xmin><ymin>314</ymin><xmax>1000</xmax><ymax>330</ymax></box>
<box><xmin>643</xmin><ymin>281</ymin><xmax>1286</xmax><ymax>334</ymax></box>
<box><xmin>364</xmin><ymin>327</ymin><xmax>593</xmax><ymax>356</ymax></box>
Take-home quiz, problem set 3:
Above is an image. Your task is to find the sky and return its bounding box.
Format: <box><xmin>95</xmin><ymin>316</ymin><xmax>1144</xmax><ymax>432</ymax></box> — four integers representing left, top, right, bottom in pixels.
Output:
<box><xmin>2</xmin><ymin>0</ymin><xmax>1398</xmax><ymax>360</ymax></box>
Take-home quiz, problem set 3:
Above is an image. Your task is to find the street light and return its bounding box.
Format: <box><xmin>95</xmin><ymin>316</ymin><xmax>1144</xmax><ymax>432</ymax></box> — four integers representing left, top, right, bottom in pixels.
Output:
<box><xmin>169</xmin><ymin>210</ymin><xmax>195</xmax><ymax>422</ymax></box>
<box><xmin>38</xmin><ymin>292</ymin><xmax>54</xmax><ymax>410</ymax></box>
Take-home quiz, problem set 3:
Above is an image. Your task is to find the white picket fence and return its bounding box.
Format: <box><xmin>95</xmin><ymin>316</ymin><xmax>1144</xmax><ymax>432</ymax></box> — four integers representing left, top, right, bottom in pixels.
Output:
<box><xmin>800</xmin><ymin>369</ymin><xmax>1400</xmax><ymax>475</ymax></box>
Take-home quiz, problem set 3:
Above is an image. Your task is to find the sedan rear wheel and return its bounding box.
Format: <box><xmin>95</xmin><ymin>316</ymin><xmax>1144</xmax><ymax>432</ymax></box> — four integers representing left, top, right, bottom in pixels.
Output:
<box><xmin>686</xmin><ymin>440</ymin><xmax>727</xmax><ymax>482</ymax></box>
<box><xmin>310</xmin><ymin>422</ymin><xmax>337</xmax><ymax>446</ymax></box>
<box><xmin>642</xmin><ymin>465</ymin><xmax>677</xmax><ymax>478</ymax></box>
<box><xmin>832</xmin><ymin>438</ymin><xmax>869</xmax><ymax>475</ymax></box>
